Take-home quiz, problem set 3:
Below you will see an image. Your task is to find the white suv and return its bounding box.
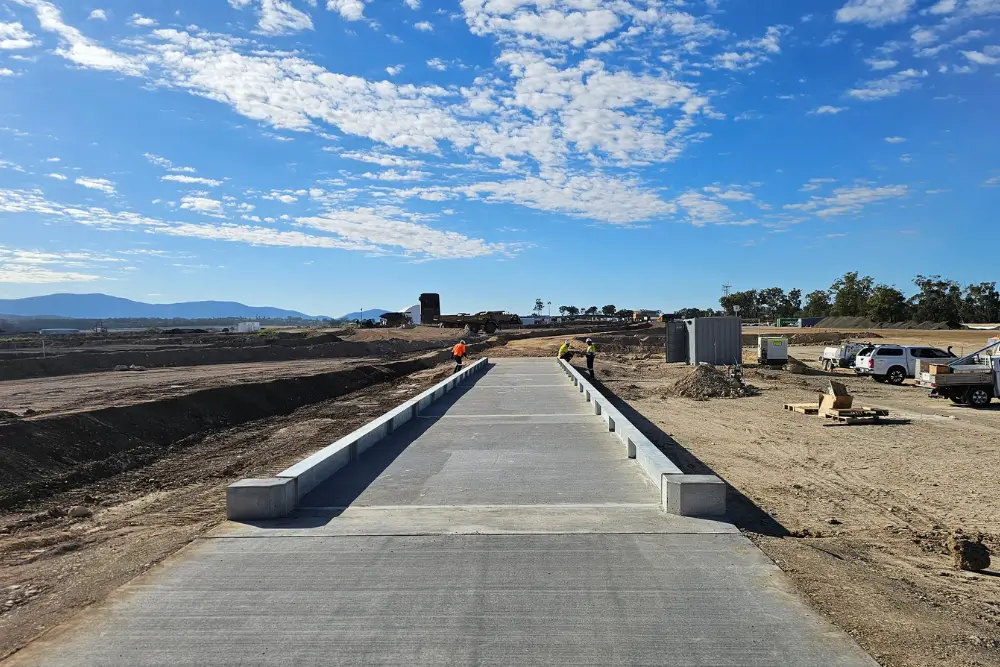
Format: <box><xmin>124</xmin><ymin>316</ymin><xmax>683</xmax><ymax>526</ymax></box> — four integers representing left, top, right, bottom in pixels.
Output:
<box><xmin>854</xmin><ymin>345</ymin><xmax>956</xmax><ymax>385</ymax></box>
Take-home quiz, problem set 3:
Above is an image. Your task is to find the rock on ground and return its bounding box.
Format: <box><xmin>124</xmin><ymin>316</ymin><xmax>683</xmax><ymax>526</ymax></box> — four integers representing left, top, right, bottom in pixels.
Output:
<box><xmin>948</xmin><ymin>533</ymin><xmax>991</xmax><ymax>571</ymax></box>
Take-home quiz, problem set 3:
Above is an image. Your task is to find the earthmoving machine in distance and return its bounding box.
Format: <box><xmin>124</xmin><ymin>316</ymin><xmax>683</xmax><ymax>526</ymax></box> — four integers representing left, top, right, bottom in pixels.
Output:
<box><xmin>419</xmin><ymin>292</ymin><xmax>521</xmax><ymax>335</ymax></box>
<box><xmin>915</xmin><ymin>338</ymin><xmax>1000</xmax><ymax>408</ymax></box>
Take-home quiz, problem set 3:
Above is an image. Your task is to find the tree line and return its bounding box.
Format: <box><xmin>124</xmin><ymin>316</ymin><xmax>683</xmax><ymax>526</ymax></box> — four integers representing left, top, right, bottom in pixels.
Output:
<box><xmin>718</xmin><ymin>273</ymin><xmax>1000</xmax><ymax>324</ymax></box>
<box><xmin>532</xmin><ymin>300</ymin><xmax>634</xmax><ymax>319</ymax></box>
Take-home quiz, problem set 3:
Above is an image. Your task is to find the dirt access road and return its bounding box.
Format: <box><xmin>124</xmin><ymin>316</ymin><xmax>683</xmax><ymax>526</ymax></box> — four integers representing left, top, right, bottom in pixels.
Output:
<box><xmin>0</xmin><ymin>362</ymin><xmax>459</xmax><ymax>661</ymax></box>
<box><xmin>497</xmin><ymin>330</ymin><xmax>1000</xmax><ymax>667</ymax></box>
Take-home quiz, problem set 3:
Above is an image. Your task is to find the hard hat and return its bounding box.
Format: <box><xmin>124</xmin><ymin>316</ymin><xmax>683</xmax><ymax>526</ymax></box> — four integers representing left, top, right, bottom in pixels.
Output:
<box><xmin>586</xmin><ymin>338</ymin><xmax>592</xmax><ymax>343</ymax></box>
<box><xmin>564</xmin><ymin>340</ymin><xmax>570</xmax><ymax>344</ymax></box>
<box><xmin>460</xmin><ymin>339</ymin><xmax>466</xmax><ymax>344</ymax></box>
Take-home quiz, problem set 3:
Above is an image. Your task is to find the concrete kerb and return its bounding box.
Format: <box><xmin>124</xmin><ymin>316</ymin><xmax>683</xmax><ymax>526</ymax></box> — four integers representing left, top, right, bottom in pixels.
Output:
<box><xmin>558</xmin><ymin>359</ymin><xmax>726</xmax><ymax>518</ymax></box>
<box><xmin>226</xmin><ymin>357</ymin><xmax>489</xmax><ymax>521</ymax></box>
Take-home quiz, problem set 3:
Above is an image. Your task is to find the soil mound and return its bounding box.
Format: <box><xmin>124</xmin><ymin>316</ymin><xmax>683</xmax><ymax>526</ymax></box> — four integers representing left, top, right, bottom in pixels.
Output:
<box><xmin>671</xmin><ymin>364</ymin><xmax>759</xmax><ymax>400</ymax></box>
<box><xmin>814</xmin><ymin>317</ymin><xmax>964</xmax><ymax>330</ymax></box>
<box><xmin>784</xmin><ymin>355</ymin><xmax>821</xmax><ymax>375</ymax></box>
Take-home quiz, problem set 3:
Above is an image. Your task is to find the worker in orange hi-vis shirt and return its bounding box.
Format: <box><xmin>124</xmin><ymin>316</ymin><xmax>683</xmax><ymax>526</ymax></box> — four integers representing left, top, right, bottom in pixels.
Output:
<box><xmin>452</xmin><ymin>339</ymin><xmax>467</xmax><ymax>374</ymax></box>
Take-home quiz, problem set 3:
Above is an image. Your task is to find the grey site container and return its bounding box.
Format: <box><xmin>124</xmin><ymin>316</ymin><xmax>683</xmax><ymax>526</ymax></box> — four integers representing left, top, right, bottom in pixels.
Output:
<box><xmin>684</xmin><ymin>316</ymin><xmax>742</xmax><ymax>366</ymax></box>
<box><xmin>664</xmin><ymin>320</ymin><xmax>688</xmax><ymax>363</ymax></box>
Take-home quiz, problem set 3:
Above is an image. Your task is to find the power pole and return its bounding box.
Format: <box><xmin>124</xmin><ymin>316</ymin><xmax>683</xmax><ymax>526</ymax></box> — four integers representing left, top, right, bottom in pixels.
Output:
<box><xmin>722</xmin><ymin>283</ymin><xmax>732</xmax><ymax>298</ymax></box>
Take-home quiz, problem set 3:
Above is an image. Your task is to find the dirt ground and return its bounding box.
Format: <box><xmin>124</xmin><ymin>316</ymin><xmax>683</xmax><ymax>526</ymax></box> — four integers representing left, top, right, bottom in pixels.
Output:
<box><xmin>496</xmin><ymin>328</ymin><xmax>1000</xmax><ymax>667</ymax></box>
<box><xmin>0</xmin><ymin>358</ymin><xmax>376</xmax><ymax>416</ymax></box>
<box><xmin>0</xmin><ymin>363</ymin><xmax>456</xmax><ymax>661</ymax></box>
<box><xmin>3</xmin><ymin>326</ymin><xmax>997</xmax><ymax>665</ymax></box>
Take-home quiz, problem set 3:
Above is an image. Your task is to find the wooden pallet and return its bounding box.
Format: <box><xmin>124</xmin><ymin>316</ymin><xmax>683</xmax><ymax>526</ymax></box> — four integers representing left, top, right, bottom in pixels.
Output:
<box><xmin>784</xmin><ymin>403</ymin><xmax>890</xmax><ymax>424</ymax></box>
<box><xmin>822</xmin><ymin>407</ymin><xmax>889</xmax><ymax>424</ymax></box>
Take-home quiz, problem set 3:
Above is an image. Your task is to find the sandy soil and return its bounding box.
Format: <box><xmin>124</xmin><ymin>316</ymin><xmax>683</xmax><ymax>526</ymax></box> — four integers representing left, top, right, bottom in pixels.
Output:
<box><xmin>0</xmin><ymin>363</ymin><xmax>456</xmax><ymax>661</ymax></box>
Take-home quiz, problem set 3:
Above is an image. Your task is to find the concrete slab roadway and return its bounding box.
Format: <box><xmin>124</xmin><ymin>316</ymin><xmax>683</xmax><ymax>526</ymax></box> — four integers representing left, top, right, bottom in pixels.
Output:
<box><xmin>5</xmin><ymin>358</ymin><xmax>877</xmax><ymax>667</ymax></box>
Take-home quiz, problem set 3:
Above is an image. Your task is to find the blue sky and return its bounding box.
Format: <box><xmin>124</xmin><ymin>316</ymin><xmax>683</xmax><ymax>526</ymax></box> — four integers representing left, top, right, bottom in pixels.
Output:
<box><xmin>0</xmin><ymin>0</ymin><xmax>998</xmax><ymax>317</ymax></box>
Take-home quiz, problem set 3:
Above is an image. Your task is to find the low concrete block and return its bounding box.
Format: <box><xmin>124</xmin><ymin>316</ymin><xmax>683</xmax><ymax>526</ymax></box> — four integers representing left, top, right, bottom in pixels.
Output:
<box><xmin>227</xmin><ymin>477</ymin><xmax>296</xmax><ymax>521</ymax></box>
<box><xmin>662</xmin><ymin>474</ymin><xmax>726</xmax><ymax>517</ymax></box>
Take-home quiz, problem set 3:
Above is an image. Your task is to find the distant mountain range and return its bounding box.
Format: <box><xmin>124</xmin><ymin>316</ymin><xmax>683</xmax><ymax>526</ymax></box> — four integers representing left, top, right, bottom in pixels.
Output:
<box><xmin>340</xmin><ymin>309</ymin><xmax>390</xmax><ymax>321</ymax></box>
<box><xmin>0</xmin><ymin>293</ymin><xmax>326</xmax><ymax>320</ymax></box>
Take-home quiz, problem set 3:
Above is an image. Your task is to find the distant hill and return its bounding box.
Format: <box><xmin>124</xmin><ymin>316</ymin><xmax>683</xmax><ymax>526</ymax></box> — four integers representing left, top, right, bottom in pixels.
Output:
<box><xmin>340</xmin><ymin>309</ymin><xmax>390</xmax><ymax>321</ymax></box>
<box><xmin>0</xmin><ymin>293</ymin><xmax>325</xmax><ymax>320</ymax></box>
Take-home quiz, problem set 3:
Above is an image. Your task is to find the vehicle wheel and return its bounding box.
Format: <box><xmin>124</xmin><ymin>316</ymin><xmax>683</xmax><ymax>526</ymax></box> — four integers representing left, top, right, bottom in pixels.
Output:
<box><xmin>873</xmin><ymin>375</ymin><xmax>887</xmax><ymax>383</ymax></box>
<box><xmin>966</xmin><ymin>387</ymin><xmax>992</xmax><ymax>408</ymax></box>
<box><xmin>484</xmin><ymin>321</ymin><xmax>498</xmax><ymax>334</ymax></box>
<box><xmin>886</xmin><ymin>366</ymin><xmax>906</xmax><ymax>385</ymax></box>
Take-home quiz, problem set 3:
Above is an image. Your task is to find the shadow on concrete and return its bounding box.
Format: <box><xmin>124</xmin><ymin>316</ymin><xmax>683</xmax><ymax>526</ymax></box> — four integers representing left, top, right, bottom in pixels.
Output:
<box><xmin>574</xmin><ymin>364</ymin><xmax>790</xmax><ymax>539</ymax></box>
<box><xmin>293</xmin><ymin>363</ymin><xmax>497</xmax><ymax>512</ymax></box>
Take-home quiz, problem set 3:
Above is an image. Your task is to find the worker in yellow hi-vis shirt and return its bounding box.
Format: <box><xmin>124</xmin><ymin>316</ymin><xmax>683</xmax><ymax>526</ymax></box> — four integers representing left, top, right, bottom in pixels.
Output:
<box><xmin>557</xmin><ymin>340</ymin><xmax>573</xmax><ymax>361</ymax></box>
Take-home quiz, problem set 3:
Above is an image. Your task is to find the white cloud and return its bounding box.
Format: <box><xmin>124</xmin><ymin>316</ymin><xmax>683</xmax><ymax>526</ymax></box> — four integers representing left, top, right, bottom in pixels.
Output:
<box><xmin>404</xmin><ymin>0</ymin><xmax>420</xmax><ymax>8</ymax></box>
<box><xmin>910</xmin><ymin>26</ymin><xmax>937</xmax><ymax>44</ymax></box>
<box><xmin>360</xmin><ymin>169</ymin><xmax>430</xmax><ymax>181</ymax></box>
<box><xmin>75</xmin><ymin>177</ymin><xmax>116</xmax><ymax>194</ymax></box>
<box><xmin>836</xmin><ymin>0</ymin><xmax>916</xmax><ymax>26</ymax></box>
<box><xmin>385</xmin><ymin>64</ymin><xmax>404</xmax><ymax>76</ymax></box>
<box><xmin>0</xmin><ymin>68</ymin><xmax>14</xmax><ymax>76</ymax></box>
<box><xmin>809</xmin><ymin>105</ymin><xmax>848</xmax><ymax>115</ymax></box>
<box><xmin>338</xmin><ymin>150</ymin><xmax>424</xmax><ymax>167</ymax></box>
<box><xmin>263</xmin><ymin>191</ymin><xmax>299</xmax><ymax>203</ymax></box>
<box><xmin>926</xmin><ymin>0</ymin><xmax>957</xmax><ymax>14</ymax></box>
<box><xmin>712</xmin><ymin>26</ymin><xmax>786</xmax><ymax>71</ymax></box>
<box><xmin>414</xmin><ymin>20</ymin><xmax>434</xmax><ymax>32</ymax></box>
<box><xmin>786</xmin><ymin>183</ymin><xmax>908</xmax><ymax>217</ymax></box>
<box><xmin>45</xmin><ymin>157</ymin><xmax>60</xmax><ymax>162</ymax></box>
<box><xmin>88</xmin><ymin>9</ymin><xmax>107</xmax><ymax>21</ymax></box>
<box><xmin>885</xmin><ymin>136</ymin><xmax>907</xmax><ymax>143</ymax></box>
<box><xmin>47</xmin><ymin>173</ymin><xmax>67</xmax><ymax>180</ymax></box>
<box><xmin>129</xmin><ymin>14</ymin><xmax>158</xmax><ymax>28</ymax></box>
<box><xmin>962</xmin><ymin>47</ymin><xmax>1000</xmax><ymax>65</ymax></box>
<box><xmin>461</xmin><ymin>0</ymin><xmax>620</xmax><ymax>46</ymax></box>
<box><xmin>144</xmin><ymin>153</ymin><xmax>197</xmax><ymax>173</ymax></box>
<box><xmin>0</xmin><ymin>160</ymin><xmax>25</xmax><ymax>171</ymax></box>
<box><xmin>180</xmin><ymin>195</ymin><xmax>224</xmax><ymax>214</ymax></box>
<box><xmin>0</xmin><ymin>248</ymin><xmax>106</xmax><ymax>283</ymax></box>
<box><xmin>0</xmin><ymin>21</ymin><xmax>38</xmax><ymax>50</ymax></box>
<box><xmin>13</xmin><ymin>0</ymin><xmax>146</xmax><ymax>75</ymax></box>
<box><xmin>461</xmin><ymin>172</ymin><xmax>674</xmax><ymax>225</ymax></box>
<box><xmin>327</xmin><ymin>0</ymin><xmax>367</xmax><ymax>21</ymax></box>
<box><xmin>426</xmin><ymin>57</ymin><xmax>447</xmax><ymax>71</ymax></box>
<box><xmin>296</xmin><ymin>206</ymin><xmax>510</xmax><ymax>259</ymax></box>
<box><xmin>848</xmin><ymin>68</ymin><xmax>927</xmax><ymax>101</ymax></box>
<box><xmin>162</xmin><ymin>174</ymin><xmax>223</xmax><ymax>186</ymax></box>
<box><xmin>865</xmin><ymin>57</ymin><xmax>898</xmax><ymax>70</ymax></box>
<box><xmin>231</xmin><ymin>0</ymin><xmax>315</xmax><ymax>34</ymax></box>
<box><xmin>0</xmin><ymin>188</ymin><xmax>397</xmax><ymax>255</ymax></box>
<box><xmin>260</xmin><ymin>0</ymin><xmax>313</xmax><ymax>34</ymax></box>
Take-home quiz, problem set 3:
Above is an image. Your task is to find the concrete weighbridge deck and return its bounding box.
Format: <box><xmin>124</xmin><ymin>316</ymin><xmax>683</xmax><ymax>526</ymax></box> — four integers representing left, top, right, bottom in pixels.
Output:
<box><xmin>6</xmin><ymin>358</ymin><xmax>877</xmax><ymax>667</ymax></box>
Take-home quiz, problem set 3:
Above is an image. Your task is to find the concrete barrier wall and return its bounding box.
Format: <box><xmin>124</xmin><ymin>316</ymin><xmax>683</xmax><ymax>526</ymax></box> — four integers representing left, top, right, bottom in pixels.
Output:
<box><xmin>226</xmin><ymin>357</ymin><xmax>489</xmax><ymax>521</ymax></box>
<box><xmin>558</xmin><ymin>360</ymin><xmax>726</xmax><ymax>518</ymax></box>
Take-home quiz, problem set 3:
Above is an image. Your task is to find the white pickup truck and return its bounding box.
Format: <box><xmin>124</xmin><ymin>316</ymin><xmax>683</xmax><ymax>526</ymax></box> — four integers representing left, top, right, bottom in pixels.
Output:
<box><xmin>915</xmin><ymin>340</ymin><xmax>1000</xmax><ymax>407</ymax></box>
<box><xmin>854</xmin><ymin>345</ymin><xmax>956</xmax><ymax>385</ymax></box>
